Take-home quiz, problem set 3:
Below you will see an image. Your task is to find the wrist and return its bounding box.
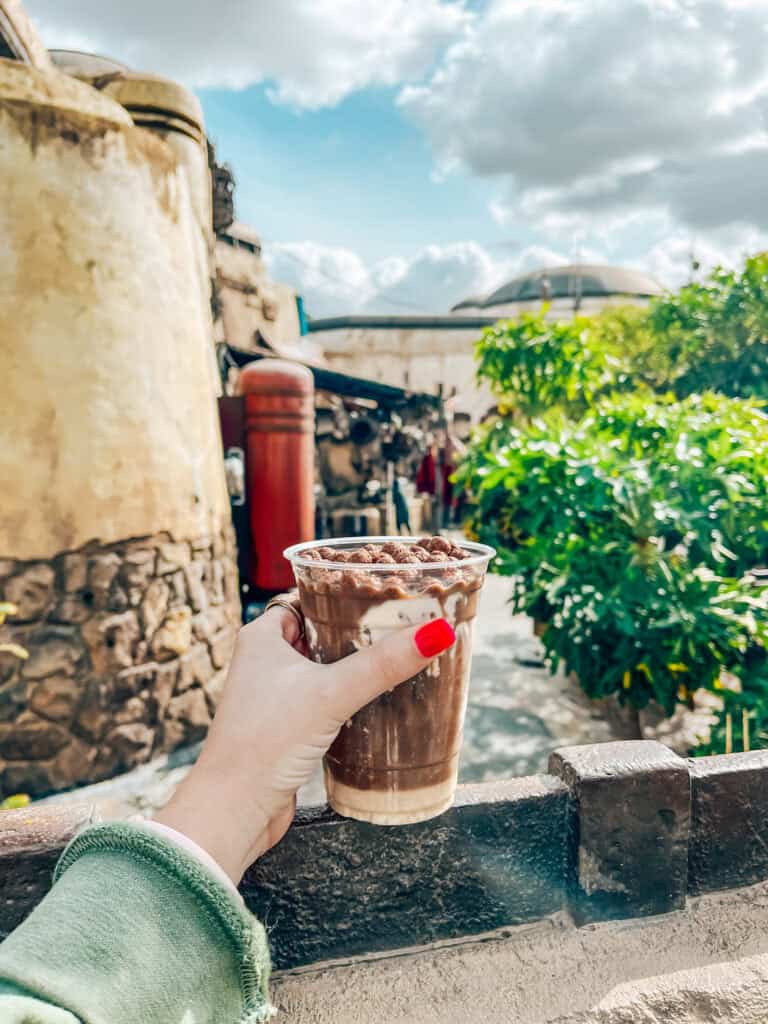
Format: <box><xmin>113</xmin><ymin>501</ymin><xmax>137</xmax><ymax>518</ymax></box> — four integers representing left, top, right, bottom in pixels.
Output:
<box><xmin>154</xmin><ymin>766</ymin><xmax>270</xmax><ymax>884</ymax></box>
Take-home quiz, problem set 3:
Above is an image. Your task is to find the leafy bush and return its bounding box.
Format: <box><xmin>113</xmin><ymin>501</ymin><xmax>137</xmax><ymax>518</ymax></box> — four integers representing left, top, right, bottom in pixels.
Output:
<box><xmin>474</xmin><ymin>311</ymin><xmax>632</xmax><ymax>421</ymax></box>
<box><xmin>649</xmin><ymin>254</ymin><xmax>768</xmax><ymax>400</ymax></box>
<box><xmin>458</xmin><ymin>392</ymin><xmax>768</xmax><ymax>715</ymax></box>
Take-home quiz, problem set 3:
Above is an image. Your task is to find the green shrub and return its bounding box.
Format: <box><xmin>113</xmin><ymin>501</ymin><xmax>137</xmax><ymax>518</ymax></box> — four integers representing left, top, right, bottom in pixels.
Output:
<box><xmin>458</xmin><ymin>392</ymin><xmax>768</xmax><ymax>715</ymax></box>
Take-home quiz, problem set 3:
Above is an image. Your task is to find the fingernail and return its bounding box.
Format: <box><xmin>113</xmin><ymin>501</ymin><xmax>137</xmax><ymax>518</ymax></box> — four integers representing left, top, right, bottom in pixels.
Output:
<box><xmin>414</xmin><ymin>618</ymin><xmax>456</xmax><ymax>657</ymax></box>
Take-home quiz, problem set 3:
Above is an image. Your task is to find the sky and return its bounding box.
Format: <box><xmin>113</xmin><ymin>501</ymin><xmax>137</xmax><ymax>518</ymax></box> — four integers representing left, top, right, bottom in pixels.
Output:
<box><xmin>25</xmin><ymin>0</ymin><xmax>768</xmax><ymax>317</ymax></box>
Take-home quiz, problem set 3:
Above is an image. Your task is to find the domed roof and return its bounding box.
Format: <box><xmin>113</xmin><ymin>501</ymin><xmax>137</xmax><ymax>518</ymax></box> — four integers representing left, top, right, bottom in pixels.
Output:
<box><xmin>455</xmin><ymin>264</ymin><xmax>664</xmax><ymax>311</ymax></box>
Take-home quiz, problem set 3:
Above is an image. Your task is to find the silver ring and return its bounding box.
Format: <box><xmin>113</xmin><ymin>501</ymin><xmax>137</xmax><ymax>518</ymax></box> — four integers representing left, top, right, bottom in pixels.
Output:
<box><xmin>264</xmin><ymin>596</ymin><xmax>305</xmax><ymax>640</ymax></box>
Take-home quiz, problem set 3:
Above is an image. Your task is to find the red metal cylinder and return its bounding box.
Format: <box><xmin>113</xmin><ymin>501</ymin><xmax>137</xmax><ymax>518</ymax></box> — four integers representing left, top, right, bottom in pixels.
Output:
<box><xmin>238</xmin><ymin>360</ymin><xmax>315</xmax><ymax>591</ymax></box>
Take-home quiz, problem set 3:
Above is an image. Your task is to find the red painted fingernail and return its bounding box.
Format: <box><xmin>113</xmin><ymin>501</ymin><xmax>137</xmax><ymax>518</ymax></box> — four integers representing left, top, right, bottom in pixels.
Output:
<box><xmin>414</xmin><ymin>618</ymin><xmax>455</xmax><ymax>657</ymax></box>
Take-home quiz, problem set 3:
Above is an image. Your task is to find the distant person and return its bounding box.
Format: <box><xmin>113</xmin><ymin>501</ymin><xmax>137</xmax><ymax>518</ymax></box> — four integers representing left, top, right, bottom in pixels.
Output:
<box><xmin>393</xmin><ymin>475</ymin><xmax>411</xmax><ymax>534</ymax></box>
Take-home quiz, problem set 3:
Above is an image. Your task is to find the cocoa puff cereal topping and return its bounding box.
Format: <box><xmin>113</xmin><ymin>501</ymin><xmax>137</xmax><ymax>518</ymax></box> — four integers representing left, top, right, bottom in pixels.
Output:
<box><xmin>301</xmin><ymin>537</ymin><xmax>469</xmax><ymax>566</ymax></box>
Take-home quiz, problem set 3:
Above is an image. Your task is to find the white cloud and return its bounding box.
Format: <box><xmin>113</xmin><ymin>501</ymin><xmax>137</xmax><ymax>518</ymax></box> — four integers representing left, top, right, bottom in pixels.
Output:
<box><xmin>26</xmin><ymin>0</ymin><xmax>470</xmax><ymax>108</ymax></box>
<box><xmin>265</xmin><ymin>239</ymin><xmax>569</xmax><ymax>317</ymax></box>
<box><xmin>400</xmin><ymin>0</ymin><xmax>768</xmax><ymax>235</ymax></box>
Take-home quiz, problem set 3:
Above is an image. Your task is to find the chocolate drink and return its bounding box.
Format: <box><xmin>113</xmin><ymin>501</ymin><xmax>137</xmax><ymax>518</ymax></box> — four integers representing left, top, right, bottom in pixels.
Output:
<box><xmin>284</xmin><ymin>536</ymin><xmax>494</xmax><ymax>825</ymax></box>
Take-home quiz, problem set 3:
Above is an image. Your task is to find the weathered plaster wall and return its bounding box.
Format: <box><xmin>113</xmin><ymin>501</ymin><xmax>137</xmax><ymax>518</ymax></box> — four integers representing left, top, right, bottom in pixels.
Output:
<box><xmin>0</xmin><ymin>61</ymin><xmax>240</xmax><ymax>793</ymax></box>
<box><xmin>0</xmin><ymin>60</ymin><xmax>229</xmax><ymax>561</ymax></box>
<box><xmin>316</xmin><ymin>325</ymin><xmax>495</xmax><ymax>419</ymax></box>
<box><xmin>215</xmin><ymin>233</ymin><xmax>301</xmax><ymax>352</ymax></box>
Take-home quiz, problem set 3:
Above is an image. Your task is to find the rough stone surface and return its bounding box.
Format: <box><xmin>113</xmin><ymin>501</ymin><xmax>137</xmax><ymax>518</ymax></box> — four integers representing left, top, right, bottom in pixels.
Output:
<box><xmin>140</xmin><ymin>578</ymin><xmax>170</xmax><ymax>640</ymax></box>
<box><xmin>60</xmin><ymin>553</ymin><xmax>88</xmax><ymax>593</ymax></box>
<box><xmin>4</xmin><ymin>564</ymin><xmax>55</xmax><ymax>621</ymax></box>
<box><xmin>550</xmin><ymin>740</ymin><xmax>691</xmax><ymax>922</ymax></box>
<box><xmin>29</xmin><ymin>675</ymin><xmax>82</xmax><ymax>724</ymax></box>
<box><xmin>152</xmin><ymin>607</ymin><xmax>192</xmax><ymax>660</ymax></box>
<box><xmin>241</xmin><ymin>776</ymin><xmax>569</xmax><ymax>970</ymax></box>
<box><xmin>688</xmin><ymin>750</ymin><xmax>768</xmax><ymax>896</ymax></box>
<box><xmin>156</xmin><ymin>542</ymin><xmax>191</xmax><ymax>575</ymax></box>
<box><xmin>0</xmin><ymin>526</ymin><xmax>239</xmax><ymax>796</ymax></box>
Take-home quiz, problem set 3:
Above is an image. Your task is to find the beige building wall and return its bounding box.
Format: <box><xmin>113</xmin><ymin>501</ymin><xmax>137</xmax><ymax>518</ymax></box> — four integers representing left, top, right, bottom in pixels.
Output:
<box><xmin>0</xmin><ymin>61</ymin><xmax>229</xmax><ymax>562</ymax></box>
<box><xmin>315</xmin><ymin>324</ymin><xmax>495</xmax><ymax>420</ymax></box>
<box><xmin>0</xmin><ymin>59</ymin><xmax>240</xmax><ymax>798</ymax></box>
<box><xmin>215</xmin><ymin>225</ymin><xmax>301</xmax><ymax>353</ymax></box>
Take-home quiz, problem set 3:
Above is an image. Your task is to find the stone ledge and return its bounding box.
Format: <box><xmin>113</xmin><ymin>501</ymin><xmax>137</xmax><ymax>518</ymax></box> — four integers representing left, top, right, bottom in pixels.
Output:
<box><xmin>688</xmin><ymin>749</ymin><xmax>768</xmax><ymax>895</ymax></box>
<box><xmin>242</xmin><ymin>775</ymin><xmax>568</xmax><ymax>968</ymax></box>
<box><xmin>4</xmin><ymin>743</ymin><xmax>768</xmax><ymax>975</ymax></box>
<box><xmin>0</xmin><ymin>803</ymin><xmax>93</xmax><ymax>941</ymax></box>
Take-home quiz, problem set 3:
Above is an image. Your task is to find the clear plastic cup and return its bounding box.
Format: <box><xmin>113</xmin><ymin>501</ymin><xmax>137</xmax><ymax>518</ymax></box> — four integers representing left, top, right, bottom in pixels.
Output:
<box><xmin>284</xmin><ymin>536</ymin><xmax>495</xmax><ymax>825</ymax></box>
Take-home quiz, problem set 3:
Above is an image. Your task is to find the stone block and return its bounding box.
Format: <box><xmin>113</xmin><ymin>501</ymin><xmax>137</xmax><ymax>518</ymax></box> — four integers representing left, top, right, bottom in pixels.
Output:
<box><xmin>166</xmin><ymin>687</ymin><xmax>210</xmax><ymax>741</ymax></box>
<box><xmin>22</xmin><ymin>634</ymin><xmax>81</xmax><ymax>680</ymax></box>
<box><xmin>59</xmin><ymin>553</ymin><xmax>88</xmax><ymax>593</ymax></box>
<box><xmin>113</xmin><ymin>696</ymin><xmax>148</xmax><ymax>725</ymax></box>
<box><xmin>156</xmin><ymin>542</ymin><xmax>191</xmax><ymax>575</ymax></box>
<box><xmin>120</xmin><ymin>549</ymin><xmax>156</xmax><ymax>588</ymax></box>
<box><xmin>113</xmin><ymin>662</ymin><xmax>157</xmax><ymax>700</ymax></box>
<box><xmin>207</xmin><ymin>559</ymin><xmax>225</xmax><ymax>605</ymax></box>
<box><xmin>178</xmin><ymin>645</ymin><xmax>214</xmax><ymax>692</ymax></box>
<box><xmin>0</xmin><ymin>560</ymin><xmax>16</xmax><ymax>580</ymax></box>
<box><xmin>0</xmin><ymin>650</ymin><xmax>20</xmax><ymax>685</ymax></box>
<box><xmin>81</xmin><ymin>612</ymin><xmax>139</xmax><ymax>675</ymax></box>
<box><xmin>167</xmin><ymin>570</ymin><xmax>189</xmax><ymax>608</ymax></box>
<box><xmin>48</xmin><ymin>737</ymin><xmax>97</xmax><ymax>790</ymax></box>
<box><xmin>688</xmin><ymin>750</ymin><xmax>768</xmax><ymax>895</ymax></box>
<box><xmin>0</xmin><ymin>677</ymin><xmax>28</xmax><ymax>721</ymax></box>
<box><xmin>88</xmin><ymin>553</ymin><xmax>121</xmax><ymax>596</ymax></box>
<box><xmin>73</xmin><ymin>681</ymin><xmax>111</xmax><ymax>742</ymax></box>
<box><xmin>241</xmin><ymin>776</ymin><xmax>569</xmax><ymax>970</ymax></box>
<box><xmin>106</xmin><ymin>586</ymin><xmax>129</xmax><ymax>613</ymax></box>
<box><xmin>140</xmin><ymin>578</ymin><xmax>170</xmax><ymax>639</ymax></box>
<box><xmin>149</xmin><ymin>660</ymin><xmax>179</xmax><ymax>719</ymax></box>
<box><xmin>0</xmin><ymin>714</ymin><xmax>70</xmax><ymax>760</ymax></box>
<box><xmin>550</xmin><ymin>740</ymin><xmax>690</xmax><ymax>921</ymax></box>
<box><xmin>184</xmin><ymin>561</ymin><xmax>208</xmax><ymax>613</ymax></box>
<box><xmin>152</xmin><ymin>607</ymin><xmax>192</xmax><ymax>660</ymax></box>
<box><xmin>106</xmin><ymin>723</ymin><xmax>154</xmax><ymax>768</ymax></box>
<box><xmin>192</xmin><ymin>607</ymin><xmax>227</xmax><ymax>643</ymax></box>
<box><xmin>50</xmin><ymin>593</ymin><xmax>93</xmax><ymax>625</ymax></box>
<box><xmin>4</xmin><ymin>564</ymin><xmax>55</xmax><ymax>621</ymax></box>
<box><xmin>29</xmin><ymin>675</ymin><xmax>82</xmax><ymax>724</ymax></box>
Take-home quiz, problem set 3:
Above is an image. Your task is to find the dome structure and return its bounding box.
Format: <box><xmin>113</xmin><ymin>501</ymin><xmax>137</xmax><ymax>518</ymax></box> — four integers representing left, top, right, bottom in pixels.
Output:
<box><xmin>453</xmin><ymin>263</ymin><xmax>665</xmax><ymax>314</ymax></box>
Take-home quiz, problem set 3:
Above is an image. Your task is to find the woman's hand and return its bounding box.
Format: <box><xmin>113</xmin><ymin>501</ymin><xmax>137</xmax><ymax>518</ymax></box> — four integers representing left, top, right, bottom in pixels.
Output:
<box><xmin>154</xmin><ymin>602</ymin><xmax>455</xmax><ymax>882</ymax></box>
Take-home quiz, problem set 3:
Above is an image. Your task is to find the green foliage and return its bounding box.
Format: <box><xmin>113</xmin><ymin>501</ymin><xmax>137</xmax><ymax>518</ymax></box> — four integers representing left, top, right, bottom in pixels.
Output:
<box><xmin>474</xmin><ymin>311</ymin><xmax>631</xmax><ymax>420</ymax></box>
<box><xmin>458</xmin><ymin>392</ymin><xmax>768</xmax><ymax>717</ymax></box>
<box><xmin>649</xmin><ymin>254</ymin><xmax>768</xmax><ymax>400</ymax></box>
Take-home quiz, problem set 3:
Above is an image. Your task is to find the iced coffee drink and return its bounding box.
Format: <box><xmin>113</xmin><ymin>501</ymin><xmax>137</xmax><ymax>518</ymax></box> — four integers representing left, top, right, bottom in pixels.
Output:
<box><xmin>284</xmin><ymin>536</ymin><xmax>494</xmax><ymax>825</ymax></box>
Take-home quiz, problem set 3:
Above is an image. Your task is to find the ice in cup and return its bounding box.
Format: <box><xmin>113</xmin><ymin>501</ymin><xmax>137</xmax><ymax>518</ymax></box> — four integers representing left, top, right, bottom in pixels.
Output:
<box><xmin>284</xmin><ymin>536</ymin><xmax>495</xmax><ymax>825</ymax></box>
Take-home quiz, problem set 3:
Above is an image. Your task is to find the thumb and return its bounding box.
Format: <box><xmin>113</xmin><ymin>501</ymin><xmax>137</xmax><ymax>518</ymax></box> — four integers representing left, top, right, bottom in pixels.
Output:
<box><xmin>321</xmin><ymin>618</ymin><xmax>456</xmax><ymax>722</ymax></box>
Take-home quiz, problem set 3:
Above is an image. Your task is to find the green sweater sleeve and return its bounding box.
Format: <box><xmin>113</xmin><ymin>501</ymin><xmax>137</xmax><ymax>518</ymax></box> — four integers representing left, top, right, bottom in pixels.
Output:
<box><xmin>0</xmin><ymin>822</ymin><xmax>274</xmax><ymax>1024</ymax></box>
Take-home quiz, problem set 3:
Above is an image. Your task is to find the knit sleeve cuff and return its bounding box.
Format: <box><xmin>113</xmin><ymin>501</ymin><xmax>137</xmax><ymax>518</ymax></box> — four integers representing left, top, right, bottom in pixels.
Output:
<box><xmin>55</xmin><ymin>821</ymin><xmax>275</xmax><ymax>1022</ymax></box>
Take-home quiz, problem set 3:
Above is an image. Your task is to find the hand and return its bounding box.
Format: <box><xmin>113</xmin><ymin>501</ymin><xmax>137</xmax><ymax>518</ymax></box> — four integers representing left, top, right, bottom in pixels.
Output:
<box><xmin>154</xmin><ymin>601</ymin><xmax>455</xmax><ymax>882</ymax></box>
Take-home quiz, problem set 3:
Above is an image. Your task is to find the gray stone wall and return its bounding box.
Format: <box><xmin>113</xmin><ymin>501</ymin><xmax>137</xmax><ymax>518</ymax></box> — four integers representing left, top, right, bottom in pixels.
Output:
<box><xmin>0</xmin><ymin>527</ymin><xmax>240</xmax><ymax>796</ymax></box>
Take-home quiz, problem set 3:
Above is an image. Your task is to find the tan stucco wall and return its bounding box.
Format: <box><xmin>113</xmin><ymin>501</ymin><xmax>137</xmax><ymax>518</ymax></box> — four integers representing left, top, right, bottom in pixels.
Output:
<box><xmin>216</xmin><ymin>237</ymin><xmax>301</xmax><ymax>352</ymax></box>
<box><xmin>0</xmin><ymin>61</ymin><xmax>229</xmax><ymax>560</ymax></box>
<box><xmin>272</xmin><ymin>879</ymin><xmax>768</xmax><ymax>1023</ymax></box>
<box><xmin>316</xmin><ymin>325</ymin><xmax>495</xmax><ymax>420</ymax></box>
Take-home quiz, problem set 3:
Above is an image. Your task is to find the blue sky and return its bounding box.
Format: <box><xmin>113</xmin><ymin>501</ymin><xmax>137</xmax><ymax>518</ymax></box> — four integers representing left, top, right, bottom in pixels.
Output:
<box><xmin>26</xmin><ymin>0</ymin><xmax>768</xmax><ymax>316</ymax></box>
<box><xmin>200</xmin><ymin>85</ymin><xmax>503</xmax><ymax>263</ymax></box>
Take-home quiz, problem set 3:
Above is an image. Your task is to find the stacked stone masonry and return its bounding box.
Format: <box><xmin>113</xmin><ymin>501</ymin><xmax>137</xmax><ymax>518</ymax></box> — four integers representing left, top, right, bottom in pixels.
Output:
<box><xmin>0</xmin><ymin>528</ymin><xmax>241</xmax><ymax>796</ymax></box>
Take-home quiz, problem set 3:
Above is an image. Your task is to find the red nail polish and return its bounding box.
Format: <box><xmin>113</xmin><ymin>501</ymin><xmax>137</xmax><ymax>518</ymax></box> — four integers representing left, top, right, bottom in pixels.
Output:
<box><xmin>414</xmin><ymin>618</ymin><xmax>455</xmax><ymax>657</ymax></box>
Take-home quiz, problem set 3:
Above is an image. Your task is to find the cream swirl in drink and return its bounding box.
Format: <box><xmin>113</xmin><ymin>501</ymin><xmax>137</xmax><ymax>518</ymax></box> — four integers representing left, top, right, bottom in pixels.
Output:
<box><xmin>284</xmin><ymin>536</ymin><xmax>494</xmax><ymax>825</ymax></box>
